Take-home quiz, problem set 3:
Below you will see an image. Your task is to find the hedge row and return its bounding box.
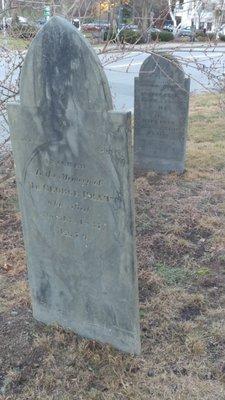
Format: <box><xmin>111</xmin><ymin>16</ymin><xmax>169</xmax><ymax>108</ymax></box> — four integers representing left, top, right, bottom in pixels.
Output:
<box><xmin>104</xmin><ymin>29</ymin><xmax>174</xmax><ymax>44</ymax></box>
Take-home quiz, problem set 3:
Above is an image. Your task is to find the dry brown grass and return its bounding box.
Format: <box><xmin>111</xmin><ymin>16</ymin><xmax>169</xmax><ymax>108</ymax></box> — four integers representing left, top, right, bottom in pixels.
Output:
<box><xmin>1</xmin><ymin>92</ymin><xmax>225</xmax><ymax>399</ymax></box>
<box><xmin>0</xmin><ymin>33</ymin><xmax>29</xmax><ymax>50</ymax></box>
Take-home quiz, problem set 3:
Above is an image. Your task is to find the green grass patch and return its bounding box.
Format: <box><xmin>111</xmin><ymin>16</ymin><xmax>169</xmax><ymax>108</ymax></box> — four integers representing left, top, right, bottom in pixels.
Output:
<box><xmin>0</xmin><ymin>33</ymin><xmax>30</xmax><ymax>50</ymax></box>
<box><xmin>153</xmin><ymin>262</ymin><xmax>192</xmax><ymax>286</ymax></box>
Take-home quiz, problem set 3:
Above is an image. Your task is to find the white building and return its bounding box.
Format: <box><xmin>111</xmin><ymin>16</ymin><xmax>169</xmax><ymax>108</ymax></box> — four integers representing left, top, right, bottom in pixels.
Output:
<box><xmin>173</xmin><ymin>0</ymin><xmax>225</xmax><ymax>32</ymax></box>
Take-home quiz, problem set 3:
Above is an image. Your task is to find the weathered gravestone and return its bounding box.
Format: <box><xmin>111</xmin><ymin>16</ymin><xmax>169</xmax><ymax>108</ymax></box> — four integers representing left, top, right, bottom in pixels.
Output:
<box><xmin>134</xmin><ymin>53</ymin><xmax>190</xmax><ymax>174</ymax></box>
<box><xmin>7</xmin><ymin>16</ymin><xmax>140</xmax><ymax>354</ymax></box>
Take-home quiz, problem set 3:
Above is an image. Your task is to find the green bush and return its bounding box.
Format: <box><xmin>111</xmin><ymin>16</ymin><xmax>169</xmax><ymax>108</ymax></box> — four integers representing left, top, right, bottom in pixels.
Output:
<box><xmin>10</xmin><ymin>24</ymin><xmax>37</xmax><ymax>39</ymax></box>
<box><xmin>207</xmin><ymin>32</ymin><xmax>216</xmax><ymax>41</ymax></box>
<box><xmin>149</xmin><ymin>32</ymin><xmax>158</xmax><ymax>41</ymax></box>
<box><xmin>195</xmin><ymin>32</ymin><xmax>207</xmax><ymax>42</ymax></box>
<box><xmin>149</xmin><ymin>31</ymin><xmax>174</xmax><ymax>42</ymax></box>
<box><xmin>103</xmin><ymin>28</ymin><xmax>174</xmax><ymax>44</ymax></box>
<box><xmin>104</xmin><ymin>29</ymin><xmax>144</xmax><ymax>44</ymax></box>
<box><xmin>195</xmin><ymin>31</ymin><xmax>216</xmax><ymax>41</ymax></box>
<box><xmin>196</xmin><ymin>30</ymin><xmax>205</xmax><ymax>37</ymax></box>
<box><xmin>159</xmin><ymin>31</ymin><xmax>174</xmax><ymax>42</ymax></box>
<box><xmin>119</xmin><ymin>29</ymin><xmax>143</xmax><ymax>44</ymax></box>
<box><xmin>103</xmin><ymin>29</ymin><xmax>116</xmax><ymax>41</ymax></box>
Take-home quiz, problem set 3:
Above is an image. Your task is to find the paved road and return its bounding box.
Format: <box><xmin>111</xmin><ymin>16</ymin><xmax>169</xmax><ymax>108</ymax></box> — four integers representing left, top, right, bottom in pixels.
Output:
<box><xmin>0</xmin><ymin>47</ymin><xmax>225</xmax><ymax>142</ymax></box>
<box><xmin>0</xmin><ymin>49</ymin><xmax>20</xmax><ymax>143</ymax></box>
<box><xmin>100</xmin><ymin>50</ymin><xmax>225</xmax><ymax>110</ymax></box>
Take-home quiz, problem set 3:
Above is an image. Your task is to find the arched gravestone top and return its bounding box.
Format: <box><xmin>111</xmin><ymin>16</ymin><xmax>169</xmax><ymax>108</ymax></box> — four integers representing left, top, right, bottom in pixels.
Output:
<box><xmin>7</xmin><ymin>17</ymin><xmax>140</xmax><ymax>354</ymax></box>
<box><xmin>134</xmin><ymin>53</ymin><xmax>190</xmax><ymax>174</ymax></box>
<box><xmin>139</xmin><ymin>53</ymin><xmax>186</xmax><ymax>84</ymax></box>
<box><xmin>20</xmin><ymin>16</ymin><xmax>113</xmax><ymax>141</ymax></box>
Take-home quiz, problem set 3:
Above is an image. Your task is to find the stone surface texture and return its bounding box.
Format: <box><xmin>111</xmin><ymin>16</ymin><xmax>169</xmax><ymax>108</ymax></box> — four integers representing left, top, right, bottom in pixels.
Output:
<box><xmin>7</xmin><ymin>16</ymin><xmax>140</xmax><ymax>354</ymax></box>
<box><xmin>134</xmin><ymin>53</ymin><xmax>190</xmax><ymax>174</ymax></box>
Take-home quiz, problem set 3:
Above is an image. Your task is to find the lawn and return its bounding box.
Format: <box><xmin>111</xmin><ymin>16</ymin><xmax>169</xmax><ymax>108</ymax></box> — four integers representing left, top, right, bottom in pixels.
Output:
<box><xmin>0</xmin><ymin>33</ymin><xmax>29</xmax><ymax>51</ymax></box>
<box><xmin>1</xmin><ymin>93</ymin><xmax>225</xmax><ymax>399</ymax></box>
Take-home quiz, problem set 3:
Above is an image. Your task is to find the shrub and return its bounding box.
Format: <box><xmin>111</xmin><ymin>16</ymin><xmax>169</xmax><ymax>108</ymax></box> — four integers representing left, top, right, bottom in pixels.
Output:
<box><xmin>158</xmin><ymin>31</ymin><xmax>174</xmax><ymax>42</ymax></box>
<box><xmin>103</xmin><ymin>29</ymin><xmax>116</xmax><ymax>41</ymax></box>
<box><xmin>177</xmin><ymin>36</ymin><xmax>190</xmax><ymax>43</ymax></box>
<box><xmin>119</xmin><ymin>29</ymin><xmax>143</xmax><ymax>44</ymax></box>
<box><xmin>207</xmin><ymin>32</ymin><xmax>216</xmax><ymax>41</ymax></box>
<box><xmin>10</xmin><ymin>24</ymin><xmax>37</xmax><ymax>39</ymax></box>
<box><xmin>195</xmin><ymin>32</ymin><xmax>207</xmax><ymax>42</ymax></box>
<box><xmin>149</xmin><ymin>32</ymin><xmax>158</xmax><ymax>41</ymax></box>
<box><xmin>220</xmin><ymin>34</ymin><xmax>225</xmax><ymax>41</ymax></box>
<box><xmin>196</xmin><ymin>30</ymin><xmax>205</xmax><ymax>37</ymax></box>
<box><xmin>103</xmin><ymin>28</ymin><xmax>174</xmax><ymax>44</ymax></box>
<box><xmin>149</xmin><ymin>31</ymin><xmax>174</xmax><ymax>42</ymax></box>
<box><xmin>195</xmin><ymin>31</ymin><xmax>216</xmax><ymax>42</ymax></box>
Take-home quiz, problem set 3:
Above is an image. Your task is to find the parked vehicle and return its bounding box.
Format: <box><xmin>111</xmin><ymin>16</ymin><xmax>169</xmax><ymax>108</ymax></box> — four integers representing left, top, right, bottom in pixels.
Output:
<box><xmin>82</xmin><ymin>21</ymin><xmax>109</xmax><ymax>32</ymax></box>
<box><xmin>0</xmin><ymin>18</ymin><xmax>10</xmax><ymax>29</ymax></box>
<box><xmin>146</xmin><ymin>27</ymin><xmax>161</xmax><ymax>42</ymax></box>
<box><xmin>17</xmin><ymin>16</ymin><xmax>28</xmax><ymax>26</ymax></box>
<box><xmin>177</xmin><ymin>26</ymin><xmax>193</xmax><ymax>37</ymax></box>
<box><xmin>9</xmin><ymin>17</ymin><xmax>38</xmax><ymax>38</ymax></box>
<box><xmin>72</xmin><ymin>18</ymin><xmax>80</xmax><ymax>30</ymax></box>
<box><xmin>163</xmin><ymin>24</ymin><xmax>174</xmax><ymax>32</ymax></box>
<box><xmin>147</xmin><ymin>27</ymin><xmax>161</xmax><ymax>34</ymax></box>
<box><xmin>1</xmin><ymin>16</ymin><xmax>32</xmax><ymax>30</ymax></box>
<box><xmin>119</xmin><ymin>24</ymin><xmax>139</xmax><ymax>32</ymax></box>
<box><xmin>219</xmin><ymin>24</ymin><xmax>225</xmax><ymax>36</ymax></box>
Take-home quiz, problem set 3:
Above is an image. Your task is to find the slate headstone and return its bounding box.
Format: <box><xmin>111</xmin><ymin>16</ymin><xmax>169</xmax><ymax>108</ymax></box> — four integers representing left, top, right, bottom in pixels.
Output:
<box><xmin>134</xmin><ymin>53</ymin><xmax>190</xmax><ymax>174</ymax></box>
<box><xmin>7</xmin><ymin>16</ymin><xmax>140</xmax><ymax>354</ymax></box>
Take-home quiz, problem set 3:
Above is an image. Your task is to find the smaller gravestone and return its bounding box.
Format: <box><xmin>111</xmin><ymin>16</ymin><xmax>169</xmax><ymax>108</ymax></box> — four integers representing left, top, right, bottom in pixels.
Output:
<box><xmin>134</xmin><ymin>53</ymin><xmax>190</xmax><ymax>174</ymax></box>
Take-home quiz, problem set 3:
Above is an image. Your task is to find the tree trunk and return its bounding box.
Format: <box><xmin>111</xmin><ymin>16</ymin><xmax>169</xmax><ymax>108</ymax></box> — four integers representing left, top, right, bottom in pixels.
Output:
<box><xmin>141</xmin><ymin>0</ymin><xmax>150</xmax><ymax>32</ymax></box>
<box><xmin>168</xmin><ymin>0</ymin><xmax>177</xmax><ymax>27</ymax></box>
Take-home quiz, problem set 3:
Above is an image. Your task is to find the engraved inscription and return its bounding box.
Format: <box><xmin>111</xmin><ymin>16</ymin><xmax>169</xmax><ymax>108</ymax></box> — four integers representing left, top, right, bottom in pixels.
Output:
<box><xmin>138</xmin><ymin>83</ymin><xmax>186</xmax><ymax>144</ymax></box>
<box><xmin>97</xmin><ymin>146</ymin><xmax>126</xmax><ymax>166</ymax></box>
<box><xmin>35</xmin><ymin>168</ymin><xmax>102</xmax><ymax>187</ymax></box>
<box><xmin>48</xmin><ymin>199</ymin><xmax>89</xmax><ymax>213</ymax></box>
<box><xmin>49</xmin><ymin>159</ymin><xmax>85</xmax><ymax>169</ymax></box>
<box><xmin>29</xmin><ymin>181</ymin><xmax>115</xmax><ymax>203</ymax></box>
<box><xmin>57</xmin><ymin>228</ymin><xmax>88</xmax><ymax>242</ymax></box>
<box><xmin>42</xmin><ymin>212</ymin><xmax>107</xmax><ymax>231</ymax></box>
<box><xmin>26</xmin><ymin>158</ymin><xmax>120</xmax><ymax>246</ymax></box>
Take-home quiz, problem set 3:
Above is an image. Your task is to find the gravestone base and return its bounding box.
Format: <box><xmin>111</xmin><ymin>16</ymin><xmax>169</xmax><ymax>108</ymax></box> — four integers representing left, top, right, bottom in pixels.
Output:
<box><xmin>33</xmin><ymin>304</ymin><xmax>139</xmax><ymax>354</ymax></box>
<box><xmin>134</xmin><ymin>158</ymin><xmax>186</xmax><ymax>175</ymax></box>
